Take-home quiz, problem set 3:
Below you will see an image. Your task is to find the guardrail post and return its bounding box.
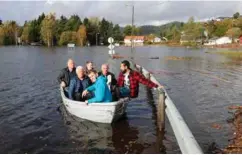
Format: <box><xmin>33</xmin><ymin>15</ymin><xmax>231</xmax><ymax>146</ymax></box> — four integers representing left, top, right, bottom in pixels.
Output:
<box><xmin>157</xmin><ymin>90</ymin><xmax>165</xmax><ymax>132</ymax></box>
<box><xmin>139</xmin><ymin>67</ymin><xmax>143</xmax><ymax>74</ymax></box>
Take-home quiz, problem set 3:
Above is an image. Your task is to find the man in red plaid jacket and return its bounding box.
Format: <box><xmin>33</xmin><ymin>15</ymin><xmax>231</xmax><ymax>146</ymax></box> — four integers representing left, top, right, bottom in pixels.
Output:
<box><xmin>117</xmin><ymin>60</ymin><xmax>163</xmax><ymax>98</ymax></box>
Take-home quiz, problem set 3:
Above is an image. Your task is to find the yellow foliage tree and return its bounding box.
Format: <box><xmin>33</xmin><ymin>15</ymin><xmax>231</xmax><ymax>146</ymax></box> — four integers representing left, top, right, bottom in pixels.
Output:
<box><xmin>40</xmin><ymin>13</ymin><xmax>56</xmax><ymax>47</ymax></box>
<box><xmin>77</xmin><ymin>25</ymin><xmax>87</xmax><ymax>46</ymax></box>
<box><xmin>2</xmin><ymin>21</ymin><xmax>18</xmax><ymax>45</ymax></box>
<box><xmin>21</xmin><ymin>22</ymin><xmax>31</xmax><ymax>44</ymax></box>
<box><xmin>59</xmin><ymin>31</ymin><xmax>77</xmax><ymax>45</ymax></box>
<box><xmin>0</xmin><ymin>26</ymin><xmax>4</xmax><ymax>45</ymax></box>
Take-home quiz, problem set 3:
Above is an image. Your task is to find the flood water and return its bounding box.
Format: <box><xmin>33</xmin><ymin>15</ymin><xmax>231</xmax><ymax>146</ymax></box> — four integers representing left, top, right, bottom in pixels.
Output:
<box><xmin>0</xmin><ymin>45</ymin><xmax>242</xmax><ymax>153</ymax></box>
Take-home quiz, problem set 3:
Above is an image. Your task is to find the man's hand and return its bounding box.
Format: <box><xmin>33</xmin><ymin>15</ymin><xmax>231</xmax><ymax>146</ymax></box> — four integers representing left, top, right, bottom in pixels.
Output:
<box><xmin>82</xmin><ymin>90</ymin><xmax>89</xmax><ymax>97</ymax></box>
<box><xmin>61</xmin><ymin>81</ymin><xmax>66</xmax><ymax>87</ymax></box>
<box><xmin>158</xmin><ymin>85</ymin><xmax>164</xmax><ymax>89</ymax></box>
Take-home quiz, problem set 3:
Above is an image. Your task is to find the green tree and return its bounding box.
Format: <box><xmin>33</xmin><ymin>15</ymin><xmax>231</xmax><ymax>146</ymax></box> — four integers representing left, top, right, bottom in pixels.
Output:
<box><xmin>64</xmin><ymin>15</ymin><xmax>82</xmax><ymax>31</ymax></box>
<box><xmin>40</xmin><ymin>13</ymin><xmax>56</xmax><ymax>47</ymax></box>
<box><xmin>55</xmin><ymin>15</ymin><xmax>68</xmax><ymax>43</ymax></box>
<box><xmin>59</xmin><ymin>31</ymin><xmax>77</xmax><ymax>45</ymax></box>
<box><xmin>233</xmin><ymin>12</ymin><xmax>240</xmax><ymax>19</ymax></box>
<box><xmin>86</xmin><ymin>17</ymin><xmax>100</xmax><ymax>45</ymax></box>
<box><xmin>182</xmin><ymin>17</ymin><xmax>204</xmax><ymax>41</ymax></box>
<box><xmin>83</xmin><ymin>18</ymin><xmax>89</xmax><ymax>26</ymax></box>
<box><xmin>213</xmin><ymin>19</ymin><xmax>232</xmax><ymax>37</ymax></box>
<box><xmin>113</xmin><ymin>24</ymin><xmax>123</xmax><ymax>41</ymax></box>
<box><xmin>123</xmin><ymin>25</ymin><xmax>141</xmax><ymax>36</ymax></box>
<box><xmin>76</xmin><ymin>25</ymin><xmax>87</xmax><ymax>46</ymax></box>
<box><xmin>171</xmin><ymin>26</ymin><xmax>181</xmax><ymax>41</ymax></box>
<box><xmin>29</xmin><ymin>19</ymin><xmax>40</xmax><ymax>42</ymax></box>
<box><xmin>99</xmin><ymin>18</ymin><xmax>109</xmax><ymax>44</ymax></box>
<box><xmin>123</xmin><ymin>25</ymin><xmax>132</xmax><ymax>36</ymax></box>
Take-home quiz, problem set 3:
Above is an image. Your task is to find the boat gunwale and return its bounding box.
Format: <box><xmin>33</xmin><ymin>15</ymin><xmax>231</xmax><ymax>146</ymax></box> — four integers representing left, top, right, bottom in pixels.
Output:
<box><xmin>60</xmin><ymin>86</ymin><xmax>130</xmax><ymax>106</ymax></box>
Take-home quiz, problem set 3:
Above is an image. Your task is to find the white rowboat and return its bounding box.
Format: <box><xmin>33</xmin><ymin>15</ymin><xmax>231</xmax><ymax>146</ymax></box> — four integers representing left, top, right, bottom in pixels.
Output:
<box><xmin>60</xmin><ymin>86</ymin><xmax>130</xmax><ymax>123</ymax></box>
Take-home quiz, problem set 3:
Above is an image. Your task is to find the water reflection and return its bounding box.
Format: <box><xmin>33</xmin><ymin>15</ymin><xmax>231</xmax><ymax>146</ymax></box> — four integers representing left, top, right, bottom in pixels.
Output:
<box><xmin>60</xmin><ymin>104</ymin><xmax>144</xmax><ymax>153</ymax></box>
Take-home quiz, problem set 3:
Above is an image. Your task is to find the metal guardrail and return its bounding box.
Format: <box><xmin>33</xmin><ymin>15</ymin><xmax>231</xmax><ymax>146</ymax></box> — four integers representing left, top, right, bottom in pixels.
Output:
<box><xmin>135</xmin><ymin>64</ymin><xmax>203</xmax><ymax>154</ymax></box>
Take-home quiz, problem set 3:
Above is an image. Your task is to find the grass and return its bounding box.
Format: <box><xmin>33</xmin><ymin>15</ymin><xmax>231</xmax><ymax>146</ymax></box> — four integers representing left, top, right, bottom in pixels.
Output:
<box><xmin>208</xmin><ymin>50</ymin><xmax>242</xmax><ymax>61</ymax></box>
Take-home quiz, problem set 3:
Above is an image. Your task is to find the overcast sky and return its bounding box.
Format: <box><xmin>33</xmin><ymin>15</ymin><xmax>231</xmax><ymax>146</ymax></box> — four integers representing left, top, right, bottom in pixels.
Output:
<box><xmin>0</xmin><ymin>1</ymin><xmax>242</xmax><ymax>26</ymax></box>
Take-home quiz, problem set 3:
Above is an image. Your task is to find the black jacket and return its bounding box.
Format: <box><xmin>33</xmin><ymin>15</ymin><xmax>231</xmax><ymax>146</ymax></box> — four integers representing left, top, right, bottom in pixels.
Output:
<box><xmin>57</xmin><ymin>67</ymin><xmax>76</xmax><ymax>87</ymax></box>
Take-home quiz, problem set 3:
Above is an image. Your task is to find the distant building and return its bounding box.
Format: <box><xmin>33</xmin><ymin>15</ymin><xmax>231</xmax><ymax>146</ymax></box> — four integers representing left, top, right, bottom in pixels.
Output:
<box><xmin>239</xmin><ymin>36</ymin><xmax>242</xmax><ymax>44</ymax></box>
<box><xmin>124</xmin><ymin>36</ymin><xmax>145</xmax><ymax>46</ymax></box>
<box><xmin>204</xmin><ymin>37</ymin><xmax>232</xmax><ymax>45</ymax></box>
<box><xmin>204</xmin><ymin>37</ymin><xmax>218</xmax><ymax>45</ymax></box>
<box><xmin>214</xmin><ymin>17</ymin><xmax>230</xmax><ymax>21</ymax></box>
<box><xmin>154</xmin><ymin>37</ymin><xmax>161</xmax><ymax>43</ymax></box>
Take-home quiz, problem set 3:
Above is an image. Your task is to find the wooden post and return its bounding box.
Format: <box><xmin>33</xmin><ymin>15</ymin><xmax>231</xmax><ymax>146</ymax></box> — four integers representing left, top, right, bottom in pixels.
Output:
<box><xmin>146</xmin><ymin>73</ymin><xmax>150</xmax><ymax>79</ymax></box>
<box><xmin>157</xmin><ymin>90</ymin><xmax>165</xmax><ymax>132</ymax></box>
<box><xmin>139</xmin><ymin>67</ymin><xmax>143</xmax><ymax>74</ymax></box>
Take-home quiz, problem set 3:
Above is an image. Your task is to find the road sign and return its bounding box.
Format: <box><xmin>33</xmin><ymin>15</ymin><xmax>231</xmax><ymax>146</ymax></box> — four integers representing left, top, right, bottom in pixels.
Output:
<box><xmin>109</xmin><ymin>50</ymin><xmax>115</xmax><ymax>55</ymax></box>
<box><xmin>108</xmin><ymin>37</ymin><xmax>114</xmax><ymax>44</ymax></box>
<box><xmin>108</xmin><ymin>44</ymin><xmax>115</xmax><ymax>50</ymax></box>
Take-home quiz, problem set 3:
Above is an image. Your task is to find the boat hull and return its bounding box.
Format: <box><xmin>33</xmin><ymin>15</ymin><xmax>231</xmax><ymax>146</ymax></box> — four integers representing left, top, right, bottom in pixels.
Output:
<box><xmin>60</xmin><ymin>87</ymin><xmax>129</xmax><ymax>123</ymax></box>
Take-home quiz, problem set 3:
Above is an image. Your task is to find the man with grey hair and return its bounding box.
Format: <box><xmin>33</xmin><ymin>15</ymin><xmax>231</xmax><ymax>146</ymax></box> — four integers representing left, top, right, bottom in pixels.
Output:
<box><xmin>68</xmin><ymin>66</ymin><xmax>92</xmax><ymax>101</ymax></box>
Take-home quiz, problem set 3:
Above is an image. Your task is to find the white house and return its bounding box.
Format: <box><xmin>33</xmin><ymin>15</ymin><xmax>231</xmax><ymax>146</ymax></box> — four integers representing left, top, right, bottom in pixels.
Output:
<box><xmin>124</xmin><ymin>36</ymin><xmax>144</xmax><ymax>46</ymax></box>
<box><xmin>154</xmin><ymin>37</ymin><xmax>161</xmax><ymax>43</ymax></box>
<box><xmin>204</xmin><ymin>37</ymin><xmax>232</xmax><ymax>46</ymax></box>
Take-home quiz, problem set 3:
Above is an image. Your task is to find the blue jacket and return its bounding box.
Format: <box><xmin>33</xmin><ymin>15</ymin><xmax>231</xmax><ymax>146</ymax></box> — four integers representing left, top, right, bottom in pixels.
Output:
<box><xmin>86</xmin><ymin>76</ymin><xmax>112</xmax><ymax>103</ymax></box>
<box><xmin>68</xmin><ymin>76</ymin><xmax>91</xmax><ymax>99</ymax></box>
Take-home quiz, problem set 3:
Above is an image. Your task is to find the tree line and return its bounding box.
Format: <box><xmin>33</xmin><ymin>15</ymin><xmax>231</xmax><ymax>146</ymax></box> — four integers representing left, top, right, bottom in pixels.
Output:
<box><xmin>0</xmin><ymin>13</ymin><xmax>126</xmax><ymax>46</ymax></box>
<box><xmin>0</xmin><ymin>12</ymin><xmax>241</xmax><ymax>46</ymax></box>
<box><xmin>160</xmin><ymin>12</ymin><xmax>242</xmax><ymax>43</ymax></box>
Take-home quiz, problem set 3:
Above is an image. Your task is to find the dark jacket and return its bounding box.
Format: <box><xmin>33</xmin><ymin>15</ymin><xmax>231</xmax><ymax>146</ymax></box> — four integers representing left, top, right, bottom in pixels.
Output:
<box><xmin>118</xmin><ymin>70</ymin><xmax>158</xmax><ymax>98</ymax></box>
<box><xmin>68</xmin><ymin>76</ymin><xmax>91</xmax><ymax>100</ymax></box>
<box><xmin>57</xmin><ymin>67</ymin><xmax>76</xmax><ymax>87</ymax></box>
<box><xmin>98</xmin><ymin>71</ymin><xmax>117</xmax><ymax>86</ymax></box>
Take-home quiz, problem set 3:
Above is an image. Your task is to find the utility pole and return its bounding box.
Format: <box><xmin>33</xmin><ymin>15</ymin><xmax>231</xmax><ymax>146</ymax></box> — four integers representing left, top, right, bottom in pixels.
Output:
<box><xmin>126</xmin><ymin>3</ymin><xmax>135</xmax><ymax>59</ymax></box>
<box><xmin>131</xmin><ymin>5</ymin><xmax>134</xmax><ymax>55</ymax></box>
<box><xmin>96</xmin><ymin>33</ymin><xmax>99</xmax><ymax>46</ymax></box>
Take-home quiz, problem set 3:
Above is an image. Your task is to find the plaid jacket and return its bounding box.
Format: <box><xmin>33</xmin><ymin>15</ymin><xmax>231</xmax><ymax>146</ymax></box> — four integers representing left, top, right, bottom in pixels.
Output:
<box><xmin>118</xmin><ymin>70</ymin><xmax>158</xmax><ymax>98</ymax></box>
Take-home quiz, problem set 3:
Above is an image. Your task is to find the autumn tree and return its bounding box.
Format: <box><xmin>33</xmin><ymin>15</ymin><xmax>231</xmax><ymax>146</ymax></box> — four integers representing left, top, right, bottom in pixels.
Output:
<box><xmin>0</xmin><ymin>26</ymin><xmax>4</xmax><ymax>45</ymax></box>
<box><xmin>2</xmin><ymin>21</ymin><xmax>18</xmax><ymax>45</ymax></box>
<box><xmin>59</xmin><ymin>31</ymin><xmax>77</xmax><ymax>45</ymax></box>
<box><xmin>226</xmin><ymin>27</ymin><xmax>242</xmax><ymax>42</ymax></box>
<box><xmin>21</xmin><ymin>22</ymin><xmax>31</xmax><ymax>44</ymax></box>
<box><xmin>76</xmin><ymin>25</ymin><xmax>87</xmax><ymax>46</ymax></box>
<box><xmin>40</xmin><ymin>13</ymin><xmax>56</xmax><ymax>47</ymax></box>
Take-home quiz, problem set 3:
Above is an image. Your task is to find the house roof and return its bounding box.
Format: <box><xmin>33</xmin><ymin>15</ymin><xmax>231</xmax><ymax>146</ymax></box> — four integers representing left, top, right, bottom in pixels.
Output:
<box><xmin>124</xmin><ymin>36</ymin><xmax>145</xmax><ymax>40</ymax></box>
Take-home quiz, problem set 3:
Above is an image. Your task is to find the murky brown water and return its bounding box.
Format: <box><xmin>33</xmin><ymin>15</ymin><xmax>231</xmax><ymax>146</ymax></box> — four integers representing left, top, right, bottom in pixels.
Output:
<box><xmin>0</xmin><ymin>45</ymin><xmax>241</xmax><ymax>153</ymax></box>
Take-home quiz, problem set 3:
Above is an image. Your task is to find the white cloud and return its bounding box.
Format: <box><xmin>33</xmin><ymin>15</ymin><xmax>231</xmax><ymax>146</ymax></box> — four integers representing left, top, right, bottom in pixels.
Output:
<box><xmin>0</xmin><ymin>1</ymin><xmax>241</xmax><ymax>26</ymax></box>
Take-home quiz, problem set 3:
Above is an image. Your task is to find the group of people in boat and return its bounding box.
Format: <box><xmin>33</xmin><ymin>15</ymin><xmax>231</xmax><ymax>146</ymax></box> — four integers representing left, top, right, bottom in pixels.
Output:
<box><xmin>57</xmin><ymin>59</ymin><xmax>163</xmax><ymax>104</ymax></box>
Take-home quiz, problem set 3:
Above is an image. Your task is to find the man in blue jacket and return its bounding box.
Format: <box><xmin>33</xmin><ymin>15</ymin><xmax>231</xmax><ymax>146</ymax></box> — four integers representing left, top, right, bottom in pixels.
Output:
<box><xmin>82</xmin><ymin>70</ymin><xmax>112</xmax><ymax>104</ymax></box>
<box><xmin>68</xmin><ymin>66</ymin><xmax>92</xmax><ymax>101</ymax></box>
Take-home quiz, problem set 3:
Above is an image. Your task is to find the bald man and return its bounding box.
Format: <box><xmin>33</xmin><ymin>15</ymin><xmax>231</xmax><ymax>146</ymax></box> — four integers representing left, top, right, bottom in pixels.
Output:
<box><xmin>98</xmin><ymin>64</ymin><xmax>119</xmax><ymax>101</ymax></box>
<box><xmin>57</xmin><ymin>59</ymin><xmax>76</xmax><ymax>87</ymax></box>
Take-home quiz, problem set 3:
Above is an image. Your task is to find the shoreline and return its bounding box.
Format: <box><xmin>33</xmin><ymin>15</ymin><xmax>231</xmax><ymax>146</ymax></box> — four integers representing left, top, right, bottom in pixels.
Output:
<box><xmin>1</xmin><ymin>43</ymin><xmax>242</xmax><ymax>50</ymax></box>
